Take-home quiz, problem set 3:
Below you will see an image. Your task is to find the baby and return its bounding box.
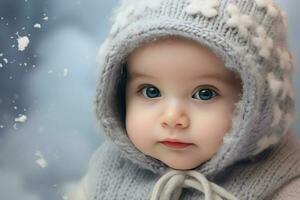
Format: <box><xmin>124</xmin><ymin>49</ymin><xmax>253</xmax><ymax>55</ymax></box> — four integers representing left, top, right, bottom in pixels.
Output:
<box><xmin>69</xmin><ymin>0</ymin><xmax>300</xmax><ymax>199</ymax></box>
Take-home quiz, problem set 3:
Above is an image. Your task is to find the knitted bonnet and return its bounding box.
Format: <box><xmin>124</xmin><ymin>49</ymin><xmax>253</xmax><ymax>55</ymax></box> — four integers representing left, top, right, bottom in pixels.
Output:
<box><xmin>95</xmin><ymin>0</ymin><xmax>297</xmax><ymax>178</ymax></box>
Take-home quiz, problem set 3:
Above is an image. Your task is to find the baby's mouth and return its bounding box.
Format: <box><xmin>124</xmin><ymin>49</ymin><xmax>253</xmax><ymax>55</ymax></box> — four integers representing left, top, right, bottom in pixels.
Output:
<box><xmin>159</xmin><ymin>138</ymin><xmax>193</xmax><ymax>149</ymax></box>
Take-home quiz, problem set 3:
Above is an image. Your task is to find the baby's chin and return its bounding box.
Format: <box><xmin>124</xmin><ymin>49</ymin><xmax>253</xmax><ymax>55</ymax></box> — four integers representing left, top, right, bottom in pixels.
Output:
<box><xmin>158</xmin><ymin>157</ymin><xmax>208</xmax><ymax>170</ymax></box>
<box><xmin>165</xmin><ymin>162</ymin><xmax>202</xmax><ymax>170</ymax></box>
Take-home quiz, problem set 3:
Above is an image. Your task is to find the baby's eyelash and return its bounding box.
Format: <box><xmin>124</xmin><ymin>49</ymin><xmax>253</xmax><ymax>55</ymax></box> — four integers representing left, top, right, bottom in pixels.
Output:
<box><xmin>137</xmin><ymin>84</ymin><xmax>155</xmax><ymax>93</ymax></box>
<box><xmin>194</xmin><ymin>85</ymin><xmax>220</xmax><ymax>95</ymax></box>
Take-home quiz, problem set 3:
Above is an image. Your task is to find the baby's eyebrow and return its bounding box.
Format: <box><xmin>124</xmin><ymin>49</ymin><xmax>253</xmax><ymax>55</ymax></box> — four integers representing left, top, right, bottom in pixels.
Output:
<box><xmin>194</xmin><ymin>71</ymin><xmax>240</xmax><ymax>83</ymax></box>
<box><xmin>129</xmin><ymin>72</ymin><xmax>223</xmax><ymax>79</ymax></box>
<box><xmin>128</xmin><ymin>72</ymin><xmax>155</xmax><ymax>79</ymax></box>
<box><xmin>192</xmin><ymin>73</ymin><xmax>227</xmax><ymax>81</ymax></box>
<box><xmin>128</xmin><ymin>71</ymin><xmax>235</xmax><ymax>85</ymax></box>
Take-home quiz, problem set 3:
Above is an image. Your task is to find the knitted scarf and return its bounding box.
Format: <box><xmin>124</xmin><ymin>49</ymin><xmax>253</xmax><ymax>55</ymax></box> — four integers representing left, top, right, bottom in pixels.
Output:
<box><xmin>84</xmin><ymin>131</ymin><xmax>300</xmax><ymax>200</ymax></box>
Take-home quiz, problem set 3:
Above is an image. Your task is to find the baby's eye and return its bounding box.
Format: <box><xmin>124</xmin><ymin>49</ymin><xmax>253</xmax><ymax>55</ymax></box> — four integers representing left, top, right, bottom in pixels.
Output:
<box><xmin>141</xmin><ymin>85</ymin><xmax>161</xmax><ymax>98</ymax></box>
<box><xmin>192</xmin><ymin>88</ymin><xmax>218</xmax><ymax>101</ymax></box>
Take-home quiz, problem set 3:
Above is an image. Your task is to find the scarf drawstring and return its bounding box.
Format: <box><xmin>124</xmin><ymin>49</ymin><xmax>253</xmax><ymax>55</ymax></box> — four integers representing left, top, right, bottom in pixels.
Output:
<box><xmin>150</xmin><ymin>170</ymin><xmax>238</xmax><ymax>200</ymax></box>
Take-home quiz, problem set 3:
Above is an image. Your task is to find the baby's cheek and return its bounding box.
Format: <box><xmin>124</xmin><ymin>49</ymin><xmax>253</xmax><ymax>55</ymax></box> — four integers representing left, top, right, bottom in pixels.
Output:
<box><xmin>125</xmin><ymin>108</ymin><xmax>154</xmax><ymax>151</ymax></box>
<box><xmin>192</xmin><ymin>109</ymin><xmax>231</xmax><ymax>147</ymax></box>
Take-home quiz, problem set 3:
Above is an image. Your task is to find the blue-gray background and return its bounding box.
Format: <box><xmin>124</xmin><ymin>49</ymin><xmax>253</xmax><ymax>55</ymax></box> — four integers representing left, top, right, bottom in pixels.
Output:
<box><xmin>0</xmin><ymin>0</ymin><xmax>299</xmax><ymax>199</ymax></box>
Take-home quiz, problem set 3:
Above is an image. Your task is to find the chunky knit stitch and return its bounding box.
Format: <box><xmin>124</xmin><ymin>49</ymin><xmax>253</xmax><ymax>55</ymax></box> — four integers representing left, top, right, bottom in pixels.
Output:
<box><xmin>81</xmin><ymin>131</ymin><xmax>300</xmax><ymax>199</ymax></box>
<box><xmin>82</xmin><ymin>0</ymin><xmax>300</xmax><ymax>199</ymax></box>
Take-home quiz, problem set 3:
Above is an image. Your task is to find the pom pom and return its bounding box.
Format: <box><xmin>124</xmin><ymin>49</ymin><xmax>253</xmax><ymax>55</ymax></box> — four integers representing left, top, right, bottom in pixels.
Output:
<box><xmin>226</xmin><ymin>4</ymin><xmax>253</xmax><ymax>38</ymax></box>
<box><xmin>226</xmin><ymin>3</ymin><xmax>239</xmax><ymax>14</ymax></box>
<box><xmin>186</xmin><ymin>0</ymin><xmax>220</xmax><ymax>18</ymax></box>
<box><xmin>252</xmin><ymin>26</ymin><xmax>274</xmax><ymax>59</ymax></box>
<box><xmin>267</xmin><ymin>72</ymin><xmax>283</xmax><ymax>97</ymax></box>
<box><xmin>276</xmin><ymin>47</ymin><xmax>294</xmax><ymax>72</ymax></box>
<box><xmin>256</xmin><ymin>0</ymin><xmax>268</xmax><ymax>7</ymax></box>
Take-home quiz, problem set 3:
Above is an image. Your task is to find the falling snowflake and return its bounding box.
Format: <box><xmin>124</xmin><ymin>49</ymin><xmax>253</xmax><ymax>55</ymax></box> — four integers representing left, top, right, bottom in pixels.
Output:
<box><xmin>33</xmin><ymin>23</ymin><xmax>41</xmax><ymax>28</ymax></box>
<box><xmin>252</xmin><ymin>26</ymin><xmax>273</xmax><ymax>59</ymax></box>
<box><xmin>63</xmin><ymin>68</ymin><xmax>69</xmax><ymax>77</ymax></box>
<box><xmin>226</xmin><ymin>4</ymin><xmax>253</xmax><ymax>38</ymax></box>
<box><xmin>36</xmin><ymin>158</ymin><xmax>47</xmax><ymax>168</ymax></box>
<box><xmin>14</xmin><ymin>114</ymin><xmax>27</xmax><ymax>123</ymax></box>
<box><xmin>35</xmin><ymin>150</ymin><xmax>48</xmax><ymax>168</ymax></box>
<box><xmin>185</xmin><ymin>0</ymin><xmax>220</xmax><ymax>18</ymax></box>
<box><xmin>17</xmin><ymin>36</ymin><xmax>30</xmax><ymax>51</ymax></box>
<box><xmin>13</xmin><ymin>123</ymin><xmax>18</xmax><ymax>130</ymax></box>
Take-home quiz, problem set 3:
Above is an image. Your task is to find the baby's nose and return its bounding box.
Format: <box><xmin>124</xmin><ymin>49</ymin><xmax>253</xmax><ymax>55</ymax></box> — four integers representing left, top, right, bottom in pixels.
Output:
<box><xmin>160</xmin><ymin>106</ymin><xmax>189</xmax><ymax>129</ymax></box>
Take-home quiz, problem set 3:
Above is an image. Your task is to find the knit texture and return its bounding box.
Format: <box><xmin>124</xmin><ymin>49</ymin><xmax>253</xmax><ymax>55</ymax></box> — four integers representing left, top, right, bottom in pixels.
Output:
<box><xmin>95</xmin><ymin>0</ymin><xmax>297</xmax><ymax>178</ymax></box>
<box><xmin>92</xmin><ymin>0</ymin><xmax>300</xmax><ymax>198</ymax></box>
<box><xmin>273</xmin><ymin>178</ymin><xmax>300</xmax><ymax>199</ymax></box>
<box><xmin>84</xmin><ymin>131</ymin><xmax>300</xmax><ymax>199</ymax></box>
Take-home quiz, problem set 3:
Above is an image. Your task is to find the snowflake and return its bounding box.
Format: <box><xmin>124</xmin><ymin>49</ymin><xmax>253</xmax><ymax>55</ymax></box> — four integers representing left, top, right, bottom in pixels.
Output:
<box><xmin>63</xmin><ymin>68</ymin><xmax>69</xmax><ymax>77</ymax></box>
<box><xmin>33</xmin><ymin>23</ymin><xmax>41</xmax><ymax>28</ymax></box>
<box><xmin>17</xmin><ymin>36</ymin><xmax>30</xmax><ymax>51</ymax></box>
<box><xmin>36</xmin><ymin>158</ymin><xmax>48</xmax><ymax>168</ymax></box>
<box><xmin>14</xmin><ymin>114</ymin><xmax>27</xmax><ymax>123</ymax></box>
<box><xmin>252</xmin><ymin>26</ymin><xmax>273</xmax><ymax>59</ymax></box>
<box><xmin>276</xmin><ymin>47</ymin><xmax>295</xmax><ymax>72</ymax></box>
<box><xmin>35</xmin><ymin>150</ymin><xmax>48</xmax><ymax>168</ymax></box>
<box><xmin>62</xmin><ymin>195</ymin><xmax>69</xmax><ymax>200</ymax></box>
<box><xmin>185</xmin><ymin>0</ymin><xmax>220</xmax><ymax>18</ymax></box>
<box><xmin>226</xmin><ymin>4</ymin><xmax>253</xmax><ymax>39</ymax></box>
<box><xmin>255</xmin><ymin>0</ymin><xmax>279</xmax><ymax>17</ymax></box>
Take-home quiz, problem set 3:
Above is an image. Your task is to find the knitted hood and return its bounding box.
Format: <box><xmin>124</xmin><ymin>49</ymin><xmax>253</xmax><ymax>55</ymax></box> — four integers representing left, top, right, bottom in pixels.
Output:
<box><xmin>94</xmin><ymin>0</ymin><xmax>297</xmax><ymax>179</ymax></box>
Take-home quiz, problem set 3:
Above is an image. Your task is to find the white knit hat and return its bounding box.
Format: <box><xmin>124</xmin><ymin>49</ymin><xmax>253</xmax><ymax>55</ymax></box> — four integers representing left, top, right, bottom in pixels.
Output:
<box><xmin>95</xmin><ymin>0</ymin><xmax>297</xmax><ymax>178</ymax></box>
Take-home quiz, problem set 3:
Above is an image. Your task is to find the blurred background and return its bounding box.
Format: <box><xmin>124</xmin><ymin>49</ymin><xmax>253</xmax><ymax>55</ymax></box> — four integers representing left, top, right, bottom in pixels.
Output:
<box><xmin>0</xmin><ymin>0</ymin><xmax>299</xmax><ymax>199</ymax></box>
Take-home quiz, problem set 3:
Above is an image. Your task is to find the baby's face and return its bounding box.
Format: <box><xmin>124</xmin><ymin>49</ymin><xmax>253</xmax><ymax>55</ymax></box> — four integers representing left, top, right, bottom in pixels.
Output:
<box><xmin>125</xmin><ymin>37</ymin><xmax>242</xmax><ymax>170</ymax></box>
